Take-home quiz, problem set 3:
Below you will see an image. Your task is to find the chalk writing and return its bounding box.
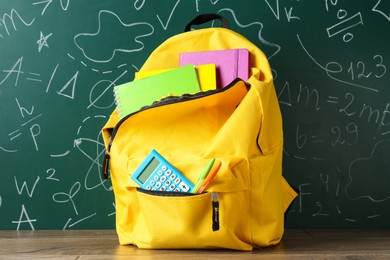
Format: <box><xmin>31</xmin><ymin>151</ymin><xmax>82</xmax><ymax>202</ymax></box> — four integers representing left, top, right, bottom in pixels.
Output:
<box><xmin>134</xmin><ymin>0</ymin><xmax>145</xmax><ymax>11</ymax></box>
<box><xmin>46</xmin><ymin>168</ymin><xmax>59</xmax><ymax>182</ymax></box>
<box><xmin>296</xmin><ymin>34</ymin><xmax>380</xmax><ymax>92</ymax></box>
<box><xmin>0</xmin><ymin>145</ymin><xmax>17</xmax><ymax>153</ymax></box>
<box><xmin>217</xmin><ymin>8</ymin><xmax>281</xmax><ymax>59</ymax></box>
<box><xmin>312</xmin><ymin>202</ymin><xmax>330</xmax><ymax>217</ymax></box>
<box><xmin>87</xmin><ymin>70</ymin><xmax>128</xmax><ymax>109</ymax></box>
<box><xmin>346</xmin><ymin>139</ymin><xmax>390</xmax><ymax>203</ymax></box>
<box><xmin>285</xmin><ymin>7</ymin><xmax>300</xmax><ymax>22</ymax></box>
<box><xmin>372</xmin><ymin>0</ymin><xmax>390</xmax><ymax>21</ymax></box>
<box><xmin>8</xmin><ymin>98</ymin><xmax>44</xmax><ymax>151</ymax></box>
<box><xmin>347</xmin><ymin>55</ymin><xmax>387</xmax><ymax>80</ymax></box>
<box><xmin>261</xmin><ymin>0</ymin><xmax>301</xmax><ymax>22</ymax></box>
<box><xmin>50</xmin><ymin>150</ymin><xmax>70</xmax><ymax>157</ymax></box>
<box><xmin>73</xmin><ymin>10</ymin><xmax>154</xmax><ymax>63</ymax></box>
<box><xmin>326</xmin><ymin>12</ymin><xmax>363</xmax><ymax>42</ymax></box>
<box><xmin>33</xmin><ymin>0</ymin><xmax>53</xmax><ymax>16</ymax></box>
<box><xmin>297</xmin><ymin>84</ymin><xmax>321</xmax><ymax>110</ymax></box>
<box><xmin>74</xmin><ymin>115</ymin><xmax>112</xmax><ymax>192</ymax></box>
<box><xmin>157</xmin><ymin>0</ymin><xmax>181</xmax><ymax>30</ymax></box>
<box><xmin>264</xmin><ymin>0</ymin><xmax>280</xmax><ymax>20</ymax></box>
<box><xmin>14</xmin><ymin>176</ymin><xmax>40</xmax><ymax>197</ymax></box>
<box><xmin>0</xmin><ymin>1</ymin><xmax>388</xmax><ymax>230</ymax></box>
<box><xmin>63</xmin><ymin>213</ymin><xmax>97</xmax><ymax>229</ymax></box>
<box><xmin>107</xmin><ymin>202</ymin><xmax>116</xmax><ymax>217</ymax></box>
<box><xmin>298</xmin><ymin>183</ymin><xmax>312</xmax><ymax>213</ymax></box>
<box><xmin>0</xmin><ymin>9</ymin><xmax>35</xmax><ymax>38</ymax></box>
<box><xmin>36</xmin><ymin>31</ymin><xmax>53</xmax><ymax>52</ymax></box>
<box><xmin>33</xmin><ymin>0</ymin><xmax>71</xmax><ymax>16</ymax></box>
<box><xmin>26</xmin><ymin>72</ymin><xmax>42</xmax><ymax>82</ymax></box>
<box><xmin>0</xmin><ymin>57</ymin><xmax>23</xmax><ymax>87</ymax></box>
<box><xmin>53</xmin><ymin>182</ymin><xmax>81</xmax><ymax>215</ymax></box>
<box><xmin>12</xmin><ymin>205</ymin><xmax>37</xmax><ymax>230</ymax></box>
<box><xmin>320</xmin><ymin>174</ymin><xmax>329</xmax><ymax>192</ymax></box>
<box><xmin>57</xmin><ymin>71</ymin><xmax>78</xmax><ymax>99</ymax></box>
<box><xmin>330</xmin><ymin>122</ymin><xmax>359</xmax><ymax>147</ymax></box>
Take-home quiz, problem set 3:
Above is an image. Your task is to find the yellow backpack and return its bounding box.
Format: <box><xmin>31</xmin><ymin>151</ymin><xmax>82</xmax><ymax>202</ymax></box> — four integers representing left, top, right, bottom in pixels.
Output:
<box><xmin>102</xmin><ymin>14</ymin><xmax>297</xmax><ymax>250</ymax></box>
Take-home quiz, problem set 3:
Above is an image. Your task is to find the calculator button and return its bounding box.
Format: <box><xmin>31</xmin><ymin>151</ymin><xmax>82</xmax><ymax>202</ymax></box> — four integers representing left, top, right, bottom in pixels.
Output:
<box><xmin>165</xmin><ymin>170</ymin><xmax>172</xmax><ymax>176</ymax></box>
<box><xmin>169</xmin><ymin>184</ymin><xmax>176</xmax><ymax>190</ymax></box>
<box><xmin>162</xmin><ymin>165</ymin><xmax>167</xmax><ymax>171</ymax></box>
<box><xmin>174</xmin><ymin>178</ymin><xmax>181</xmax><ymax>184</ymax></box>
<box><xmin>153</xmin><ymin>175</ymin><xmax>159</xmax><ymax>181</ymax></box>
<box><xmin>174</xmin><ymin>188</ymin><xmax>180</xmax><ymax>192</ymax></box>
<box><xmin>165</xmin><ymin>180</ymin><xmax>171</xmax><ymax>186</ymax></box>
<box><xmin>160</xmin><ymin>176</ymin><xmax>167</xmax><ymax>182</ymax></box>
<box><xmin>146</xmin><ymin>185</ymin><xmax>151</xmax><ymax>190</ymax></box>
<box><xmin>170</xmin><ymin>174</ymin><xmax>176</xmax><ymax>180</ymax></box>
<box><xmin>156</xmin><ymin>182</ymin><xmax>162</xmax><ymax>188</ymax></box>
<box><xmin>160</xmin><ymin>186</ymin><xmax>166</xmax><ymax>191</ymax></box>
<box><xmin>157</xmin><ymin>170</ymin><xmax>163</xmax><ymax>175</ymax></box>
<box><xmin>151</xmin><ymin>188</ymin><xmax>156</xmax><ymax>191</ymax></box>
<box><xmin>179</xmin><ymin>182</ymin><xmax>190</xmax><ymax>192</ymax></box>
<box><xmin>150</xmin><ymin>180</ymin><xmax>155</xmax><ymax>185</ymax></box>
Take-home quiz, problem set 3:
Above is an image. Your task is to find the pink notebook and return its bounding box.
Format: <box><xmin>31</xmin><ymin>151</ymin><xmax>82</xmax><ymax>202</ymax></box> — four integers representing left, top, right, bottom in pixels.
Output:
<box><xmin>179</xmin><ymin>48</ymin><xmax>249</xmax><ymax>88</ymax></box>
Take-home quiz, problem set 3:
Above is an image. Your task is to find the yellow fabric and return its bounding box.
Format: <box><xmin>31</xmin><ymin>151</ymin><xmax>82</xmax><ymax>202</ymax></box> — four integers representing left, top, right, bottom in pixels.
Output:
<box><xmin>102</xmin><ymin>27</ymin><xmax>297</xmax><ymax>250</ymax></box>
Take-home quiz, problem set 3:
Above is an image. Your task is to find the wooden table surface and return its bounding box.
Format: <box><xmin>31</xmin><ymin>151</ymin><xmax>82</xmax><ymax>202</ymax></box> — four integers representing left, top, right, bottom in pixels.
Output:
<box><xmin>1</xmin><ymin>229</ymin><xmax>390</xmax><ymax>259</ymax></box>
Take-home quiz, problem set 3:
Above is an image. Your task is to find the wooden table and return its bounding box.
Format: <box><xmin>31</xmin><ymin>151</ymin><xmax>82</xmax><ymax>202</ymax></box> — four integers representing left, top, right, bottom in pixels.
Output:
<box><xmin>1</xmin><ymin>229</ymin><xmax>390</xmax><ymax>259</ymax></box>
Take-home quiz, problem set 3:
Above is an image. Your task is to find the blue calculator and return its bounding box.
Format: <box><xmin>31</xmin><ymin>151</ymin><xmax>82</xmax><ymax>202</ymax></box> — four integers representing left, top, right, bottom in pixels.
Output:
<box><xmin>131</xmin><ymin>150</ymin><xmax>194</xmax><ymax>192</ymax></box>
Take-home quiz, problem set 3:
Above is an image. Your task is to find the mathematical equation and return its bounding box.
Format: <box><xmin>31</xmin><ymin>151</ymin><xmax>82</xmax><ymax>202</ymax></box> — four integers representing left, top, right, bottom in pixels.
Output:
<box><xmin>277</xmin><ymin>0</ymin><xmax>389</xmax><ymax>224</ymax></box>
<box><xmin>0</xmin><ymin>0</ymin><xmax>389</xmax><ymax>229</ymax></box>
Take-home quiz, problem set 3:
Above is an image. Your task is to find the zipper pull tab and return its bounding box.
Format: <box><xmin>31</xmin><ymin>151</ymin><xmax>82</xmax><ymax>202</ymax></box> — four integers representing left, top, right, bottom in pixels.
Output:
<box><xmin>102</xmin><ymin>153</ymin><xmax>110</xmax><ymax>179</ymax></box>
<box><xmin>211</xmin><ymin>192</ymin><xmax>220</xmax><ymax>231</ymax></box>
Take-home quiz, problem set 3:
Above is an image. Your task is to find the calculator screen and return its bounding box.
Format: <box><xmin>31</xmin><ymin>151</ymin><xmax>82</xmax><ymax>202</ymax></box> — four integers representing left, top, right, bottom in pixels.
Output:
<box><xmin>137</xmin><ymin>157</ymin><xmax>160</xmax><ymax>184</ymax></box>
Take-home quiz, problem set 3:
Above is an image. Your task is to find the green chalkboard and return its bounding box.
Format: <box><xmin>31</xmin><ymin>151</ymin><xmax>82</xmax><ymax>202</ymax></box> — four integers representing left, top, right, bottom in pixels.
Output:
<box><xmin>0</xmin><ymin>1</ymin><xmax>389</xmax><ymax>230</ymax></box>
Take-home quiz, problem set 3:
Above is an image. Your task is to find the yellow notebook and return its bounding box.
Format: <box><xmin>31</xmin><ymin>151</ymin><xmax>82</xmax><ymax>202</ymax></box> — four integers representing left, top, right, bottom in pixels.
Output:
<box><xmin>114</xmin><ymin>65</ymin><xmax>200</xmax><ymax>118</ymax></box>
<box><xmin>135</xmin><ymin>64</ymin><xmax>217</xmax><ymax>91</ymax></box>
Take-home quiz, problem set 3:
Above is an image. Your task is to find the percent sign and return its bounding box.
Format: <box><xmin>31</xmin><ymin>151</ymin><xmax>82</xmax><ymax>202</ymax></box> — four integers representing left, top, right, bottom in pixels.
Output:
<box><xmin>326</xmin><ymin>9</ymin><xmax>364</xmax><ymax>42</ymax></box>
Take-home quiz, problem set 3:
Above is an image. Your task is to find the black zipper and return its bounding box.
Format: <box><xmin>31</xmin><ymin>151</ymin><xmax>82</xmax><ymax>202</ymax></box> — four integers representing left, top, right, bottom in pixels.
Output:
<box><xmin>136</xmin><ymin>188</ymin><xmax>197</xmax><ymax>197</ymax></box>
<box><xmin>137</xmin><ymin>188</ymin><xmax>220</xmax><ymax>232</ymax></box>
<box><xmin>211</xmin><ymin>192</ymin><xmax>220</xmax><ymax>231</ymax></box>
<box><xmin>102</xmin><ymin>78</ymin><xmax>249</xmax><ymax>179</ymax></box>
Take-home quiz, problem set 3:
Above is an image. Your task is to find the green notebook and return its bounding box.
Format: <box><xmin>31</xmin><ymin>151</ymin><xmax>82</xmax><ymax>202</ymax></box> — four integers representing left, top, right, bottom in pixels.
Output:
<box><xmin>114</xmin><ymin>65</ymin><xmax>200</xmax><ymax>118</ymax></box>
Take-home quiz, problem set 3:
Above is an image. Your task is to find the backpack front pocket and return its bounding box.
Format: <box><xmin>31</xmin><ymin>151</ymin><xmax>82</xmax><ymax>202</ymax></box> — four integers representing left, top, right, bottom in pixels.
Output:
<box><xmin>130</xmin><ymin>188</ymin><xmax>252</xmax><ymax>250</ymax></box>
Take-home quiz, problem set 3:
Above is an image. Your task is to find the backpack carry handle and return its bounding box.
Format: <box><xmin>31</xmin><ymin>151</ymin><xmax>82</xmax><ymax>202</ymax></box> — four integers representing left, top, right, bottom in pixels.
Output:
<box><xmin>184</xmin><ymin>13</ymin><xmax>230</xmax><ymax>32</ymax></box>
